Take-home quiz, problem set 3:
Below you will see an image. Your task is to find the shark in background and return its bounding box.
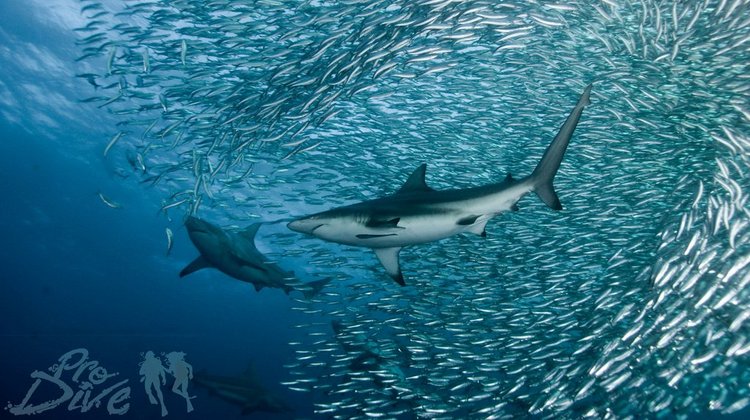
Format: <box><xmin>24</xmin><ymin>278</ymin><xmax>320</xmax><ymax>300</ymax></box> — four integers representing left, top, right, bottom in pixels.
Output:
<box><xmin>180</xmin><ymin>217</ymin><xmax>330</xmax><ymax>297</ymax></box>
<box><xmin>288</xmin><ymin>84</ymin><xmax>592</xmax><ymax>285</ymax></box>
<box><xmin>192</xmin><ymin>365</ymin><xmax>292</xmax><ymax>416</ymax></box>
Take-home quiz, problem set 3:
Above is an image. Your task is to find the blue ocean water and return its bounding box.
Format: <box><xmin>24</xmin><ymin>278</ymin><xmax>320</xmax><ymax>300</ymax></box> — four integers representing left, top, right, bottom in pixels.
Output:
<box><xmin>0</xmin><ymin>120</ymin><xmax>315</xmax><ymax>420</ymax></box>
<box><xmin>0</xmin><ymin>5</ymin><xmax>312</xmax><ymax>418</ymax></box>
<box><xmin>2</xmin><ymin>1</ymin><xmax>750</xmax><ymax>419</ymax></box>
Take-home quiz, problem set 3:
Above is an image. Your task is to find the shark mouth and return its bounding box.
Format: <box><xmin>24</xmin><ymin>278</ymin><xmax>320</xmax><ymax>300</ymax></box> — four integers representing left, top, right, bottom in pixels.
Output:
<box><xmin>311</xmin><ymin>224</ymin><xmax>325</xmax><ymax>234</ymax></box>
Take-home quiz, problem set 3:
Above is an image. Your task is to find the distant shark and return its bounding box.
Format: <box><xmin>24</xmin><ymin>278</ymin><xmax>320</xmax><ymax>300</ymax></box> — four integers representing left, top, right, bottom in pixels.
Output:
<box><xmin>331</xmin><ymin>320</ymin><xmax>387</xmax><ymax>371</ymax></box>
<box><xmin>288</xmin><ymin>84</ymin><xmax>592</xmax><ymax>285</ymax></box>
<box><xmin>192</xmin><ymin>365</ymin><xmax>292</xmax><ymax>415</ymax></box>
<box><xmin>331</xmin><ymin>320</ymin><xmax>409</xmax><ymax>375</ymax></box>
<box><xmin>330</xmin><ymin>320</ymin><xmax>410</xmax><ymax>398</ymax></box>
<box><xmin>180</xmin><ymin>217</ymin><xmax>329</xmax><ymax>297</ymax></box>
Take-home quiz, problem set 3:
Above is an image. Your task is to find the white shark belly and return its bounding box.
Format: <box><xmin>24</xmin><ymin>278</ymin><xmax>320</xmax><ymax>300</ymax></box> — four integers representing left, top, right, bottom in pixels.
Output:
<box><xmin>349</xmin><ymin>213</ymin><xmax>482</xmax><ymax>248</ymax></box>
<box><xmin>376</xmin><ymin>220</ymin><xmax>462</xmax><ymax>248</ymax></box>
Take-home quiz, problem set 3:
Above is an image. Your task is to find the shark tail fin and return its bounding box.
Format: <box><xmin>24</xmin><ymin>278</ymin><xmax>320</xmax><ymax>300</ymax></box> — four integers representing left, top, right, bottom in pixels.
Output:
<box><xmin>529</xmin><ymin>84</ymin><xmax>591</xmax><ymax>211</ymax></box>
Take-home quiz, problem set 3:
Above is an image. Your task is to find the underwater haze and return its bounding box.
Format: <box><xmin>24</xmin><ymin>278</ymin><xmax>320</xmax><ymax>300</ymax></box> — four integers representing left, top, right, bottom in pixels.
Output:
<box><xmin>1</xmin><ymin>0</ymin><xmax>750</xmax><ymax>419</ymax></box>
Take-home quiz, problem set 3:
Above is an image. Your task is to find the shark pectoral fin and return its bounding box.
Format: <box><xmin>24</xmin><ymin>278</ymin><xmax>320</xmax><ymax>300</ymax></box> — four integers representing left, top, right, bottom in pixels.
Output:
<box><xmin>253</xmin><ymin>283</ymin><xmax>263</xmax><ymax>292</ymax></box>
<box><xmin>373</xmin><ymin>247</ymin><xmax>405</xmax><ymax>286</ymax></box>
<box><xmin>398</xmin><ymin>163</ymin><xmax>434</xmax><ymax>193</ymax></box>
<box><xmin>180</xmin><ymin>256</ymin><xmax>211</xmax><ymax>277</ymax></box>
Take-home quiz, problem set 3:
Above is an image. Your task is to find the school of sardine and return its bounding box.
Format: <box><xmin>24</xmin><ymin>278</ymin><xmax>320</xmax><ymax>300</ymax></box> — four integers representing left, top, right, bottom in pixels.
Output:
<box><xmin>76</xmin><ymin>0</ymin><xmax>750</xmax><ymax>417</ymax></box>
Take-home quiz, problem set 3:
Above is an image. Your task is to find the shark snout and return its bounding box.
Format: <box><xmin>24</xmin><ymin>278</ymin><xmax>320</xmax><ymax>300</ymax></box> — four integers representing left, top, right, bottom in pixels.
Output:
<box><xmin>185</xmin><ymin>216</ymin><xmax>211</xmax><ymax>233</ymax></box>
<box><xmin>287</xmin><ymin>218</ymin><xmax>325</xmax><ymax>235</ymax></box>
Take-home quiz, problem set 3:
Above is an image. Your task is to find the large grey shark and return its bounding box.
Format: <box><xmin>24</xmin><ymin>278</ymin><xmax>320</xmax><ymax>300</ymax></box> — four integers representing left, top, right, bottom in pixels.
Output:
<box><xmin>192</xmin><ymin>365</ymin><xmax>292</xmax><ymax>415</ymax></box>
<box><xmin>180</xmin><ymin>217</ymin><xmax>329</xmax><ymax>297</ymax></box>
<box><xmin>288</xmin><ymin>84</ymin><xmax>592</xmax><ymax>285</ymax></box>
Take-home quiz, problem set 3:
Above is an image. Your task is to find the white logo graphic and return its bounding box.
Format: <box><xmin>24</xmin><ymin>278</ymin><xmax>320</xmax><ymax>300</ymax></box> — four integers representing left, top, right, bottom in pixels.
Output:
<box><xmin>5</xmin><ymin>348</ymin><xmax>130</xmax><ymax>416</ymax></box>
<box><xmin>138</xmin><ymin>351</ymin><xmax>195</xmax><ymax>417</ymax></box>
<box><xmin>6</xmin><ymin>348</ymin><xmax>194</xmax><ymax>417</ymax></box>
<box><xmin>165</xmin><ymin>352</ymin><xmax>195</xmax><ymax>414</ymax></box>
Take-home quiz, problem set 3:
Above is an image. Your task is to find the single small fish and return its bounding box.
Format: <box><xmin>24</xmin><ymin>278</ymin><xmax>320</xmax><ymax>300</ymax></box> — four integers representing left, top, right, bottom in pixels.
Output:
<box><xmin>142</xmin><ymin>48</ymin><xmax>150</xmax><ymax>73</ymax></box>
<box><xmin>97</xmin><ymin>192</ymin><xmax>121</xmax><ymax>209</ymax></box>
<box><xmin>103</xmin><ymin>131</ymin><xmax>124</xmax><ymax>157</ymax></box>
<box><xmin>165</xmin><ymin>227</ymin><xmax>174</xmax><ymax>255</ymax></box>
<box><xmin>106</xmin><ymin>46</ymin><xmax>116</xmax><ymax>75</ymax></box>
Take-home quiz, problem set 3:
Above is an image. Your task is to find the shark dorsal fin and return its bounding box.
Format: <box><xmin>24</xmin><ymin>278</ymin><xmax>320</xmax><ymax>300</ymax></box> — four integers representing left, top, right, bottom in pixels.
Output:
<box><xmin>398</xmin><ymin>164</ymin><xmax>433</xmax><ymax>194</ymax></box>
<box><xmin>238</xmin><ymin>223</ymin><xmax>262</xmax><ymax>241</ymax></box>
<box><xmin>242</xmin><ymin>363</ymin><xmax>258</xmax><ymax>380</ymax></box>
<box><xmin>231</xmin><ymin>223</ymin><xmax>263</xmax><ymax>261</ymax></box>
<box><xmin>373</xmin><ymin>247</ymin><xmax>405</xmax><ymax>286</ymax></box>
